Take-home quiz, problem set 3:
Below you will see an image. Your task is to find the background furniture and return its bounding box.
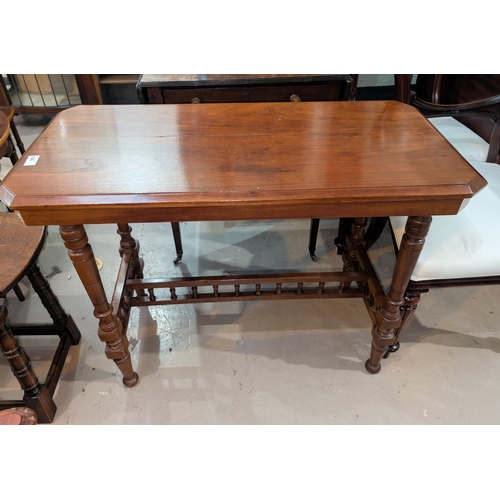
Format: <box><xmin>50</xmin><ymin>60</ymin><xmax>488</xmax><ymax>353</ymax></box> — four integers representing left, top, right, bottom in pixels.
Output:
<box><xmin>137</xmin><ymin>74</ymin><xmax>358</xmax><ymax>263</ymax></box>
<box><xmin>0</xmin><ymin>106</ymin><xmax>20</xmax><ymax>166</ymax></box>
<box><xmin>137</xmin><ymin>74</ymin><xmax>357</xmax><ymax>104</ymax></box>
<box><xmin>0</xmin><ymin>74</ymin><xmax>140</xmax><ymax>114</ymax></box>
<box><xmin>1</xmin><ymin>105</ymin><xmax>25</xmax><ymax>160</ymax></box>
<box><xmin>1</xmin><ymin>74</ymin><xmax>84</xmax><ymax>114</ymax></box>
<box><xmin>387</xmin><ymin>74</ymin><xmax>500</xmax><ymax>356</ymax></box>
<box><xmin>0</xmin><ymin>212</ymin><xmax>81</xmax><ymax>423</ymax></box>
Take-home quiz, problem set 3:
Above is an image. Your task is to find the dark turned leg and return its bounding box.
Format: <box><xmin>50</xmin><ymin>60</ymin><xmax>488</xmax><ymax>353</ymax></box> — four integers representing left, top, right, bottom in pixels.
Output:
<box><xmin>383</xmin><ymin>282</ymin><xmax>428</xmax><ymax>358</ymax></box>
<box><xmin>364</xmin><ymin>217</ymin><xmax>388</xmax><ymax>250</ymax></box>
<box><xmin>0</xmin><ymin>299</ymin><xmax>56</xmax><ymax>423</ymax></box>
<box><xmin>8</xmin><ymin>138</ymin><xmax>19</xmax><ymax>165</ymax></box>
<box><xmin>117</xmin><ymin>223</ymin><xmax>147</xmax><ymax>313</ymax></box>
<box><xmin>10</xmin><ymin>120</ymin><xmax>25</xmax><ymax>154</ymax></box>
<box><xmin>366</xmin><ymin>216</ymin><xmax>432</xmax><ymax>373</ymax></box>
<box><xmin>308</xmin><ymin>218</ymin><xmax>320</xmax><ymax>261</ymax></box>
<box><xmin>334</xmin><ymin>218</ymin><xmax>353</xmax><ymax>255</ymax></box>
<box><xmin>339</xmin><ymin>217</ymin><xmax>367</xmax><ymax>292</ymax></box>
<box><xmin>171</xmin><ymin>222</ymin><xmax>183</xmax><ymax>265</ymax></box>
<box><xmin>59</xmin><ymin>225</ymin><xmax>138</xmax><ymax>388</ymax></box>
<box><xmin>26</xmin><ymin>261</ymin><xmax>81</xmax><ymax>345</ymax></box>
<box><xmin>12</xmin><ymin>284</ymin><xmax>26</xmax><ymax>302</ymax></box>
<box><xmin>117</xmin><ymin>224</ymin><xmax>144</xmax><ymax>278</ymax></box>
<box><xmin>394</xmin><ymin>74</ymin><xmax>413</xmax><ymax>104</ymax></box>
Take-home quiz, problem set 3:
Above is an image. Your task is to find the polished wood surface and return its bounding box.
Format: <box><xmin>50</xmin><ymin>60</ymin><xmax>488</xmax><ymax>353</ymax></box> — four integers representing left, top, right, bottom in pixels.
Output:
<box><xmin>0</xmin><ymin>213</ymin><xmax>45</xmax><ymax>293</ymax></box>
<box><xmin>137</xmin><ymin>74</ymin><xmax>357</xmax><ymax>263</ymax></box>
<box><xmin>0</xmin><ymin>101</ymin><xmax>486</xmax><ymax>226</ymax></box>
<box><xmin>0</xmin><ymin>105</ymin><xmax>15</xmax><ymax>121</ymax></box>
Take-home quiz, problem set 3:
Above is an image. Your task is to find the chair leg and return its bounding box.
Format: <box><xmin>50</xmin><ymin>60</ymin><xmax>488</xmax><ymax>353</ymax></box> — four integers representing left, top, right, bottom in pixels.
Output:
<box><xmin>10</xmin><ymin>120</ymin><xmax>25</xmax><ymax>155</ymax></box>
<box><xmin>334</xmin><ymin>216</ymin><xmax>388</xmax><ymax>256</ymax></box>
<box><xmin>26</xmin><ymin>261</ymin><xmax>81</xmax><ymax>345</ymax></box>
<box><xmin>0</xmin><ymin>299</ymin><xmax>57</xmax><ymax>423</ymax></box>
<box><xmin>334</xmin><ymin>218</ymin><xmax>353</xmax><ymax>255</ymax></box>
<box><xmin>364</xmin><ymin>217</ymin><xmax>388</xmax><ymax>250</ymax></box>
<box><xmin>171</xmin><ymin>222</ymin><xmax>183</xmax><ymax>265</ymax></box>
<box><xmin>6</xmin><ymin>136</ymin><xmax>19</xmax><ymax>165</ymax></box>
<box><xmin>12</xmin><ymin>284</ymin><xmax>26</xmax><ymax>302</ymax></box>
<box><xmin>308</xmin><ymin>218</ymin><xmax>320</xmax><ymax>261</ymax></box>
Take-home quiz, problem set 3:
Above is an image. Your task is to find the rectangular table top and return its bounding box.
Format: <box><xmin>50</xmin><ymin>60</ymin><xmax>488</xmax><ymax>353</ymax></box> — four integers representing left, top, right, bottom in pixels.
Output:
<box><xmin>0</xmin><ymin>101</ymin><xmax>487</xmax><ymax>226</ymax></box>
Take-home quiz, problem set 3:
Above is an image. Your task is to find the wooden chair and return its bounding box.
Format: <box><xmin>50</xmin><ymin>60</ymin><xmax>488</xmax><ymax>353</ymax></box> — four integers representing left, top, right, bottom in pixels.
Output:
<box><xmin>0</xmin><ymin>105</ymin><xmax>24</xmax><ymax>165</ymax></box>
<box><xmin>0</xmin><ymin>211</ymin><xmax>81</xmax><ymax>423</ymax></box>
<box><xmin>385</xmin><ymin>74</ymin><xmax>500</xmax><ymax>357</ymax></box>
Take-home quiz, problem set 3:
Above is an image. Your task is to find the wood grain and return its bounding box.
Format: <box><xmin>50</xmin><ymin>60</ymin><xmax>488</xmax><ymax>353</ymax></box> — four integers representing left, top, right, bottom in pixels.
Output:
<box><xmin>0</xmin><ymin>101</ymin><xmax>487</xmax><ymax>226</ymax></box>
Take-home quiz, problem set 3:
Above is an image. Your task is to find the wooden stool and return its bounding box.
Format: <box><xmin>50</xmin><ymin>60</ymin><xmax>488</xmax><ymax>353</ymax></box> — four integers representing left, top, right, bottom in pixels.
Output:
<box><xmin>0</xmin><ymin>105</ymin><xmax>25</xmax><ymax>164</ymax></box>
<box><xmin>0</xmin><ymin>212</ymin><xmax>81</xmax><ymax>423</ymax></box>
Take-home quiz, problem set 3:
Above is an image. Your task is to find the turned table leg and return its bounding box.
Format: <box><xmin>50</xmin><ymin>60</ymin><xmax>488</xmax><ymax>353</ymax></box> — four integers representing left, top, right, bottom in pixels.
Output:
<box><xmin>117</xmin><ymin>223</ymin><xmax>147</xmax><ymax>299</ymax></box>
<box><xmin>366</xmin><ymin>216</ymin><xmax>432</xmax><ymax>374</ymax></box>
<box><xmin>117</xmin><ymin>224</ymin><xmax>143</xmax><ymax>279</ymax></box>
<box><xmin>59</xmin><ymin>225</ymin><xmax>138</xmax><ymax>387</ymax></box>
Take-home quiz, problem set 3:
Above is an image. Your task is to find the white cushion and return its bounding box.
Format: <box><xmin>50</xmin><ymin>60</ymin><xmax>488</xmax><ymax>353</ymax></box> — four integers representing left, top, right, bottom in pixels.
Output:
<box><xmin>429</xmin><ymin>116</ymin><xmax>489</xmax><ymax>163</ymax></box>
<box><xmin>390</xmin><ymin>161</ymin><xmax>500</xmax><ymax>281</ymax></box>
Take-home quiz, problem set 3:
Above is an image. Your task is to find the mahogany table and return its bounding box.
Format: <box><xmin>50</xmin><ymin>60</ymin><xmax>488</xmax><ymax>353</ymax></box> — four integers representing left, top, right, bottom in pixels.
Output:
<box><xmin>0</xmin><ymin>101</ymin><xmax>486</xmax><ymax>388</ymax></box>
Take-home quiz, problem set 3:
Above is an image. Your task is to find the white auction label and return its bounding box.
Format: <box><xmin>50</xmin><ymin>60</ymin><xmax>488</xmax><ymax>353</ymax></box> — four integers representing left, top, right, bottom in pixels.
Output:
<box><xmin>24</xmin><ymin>155</ymin><xmax>40</xmax><ymax>166</ymax></box>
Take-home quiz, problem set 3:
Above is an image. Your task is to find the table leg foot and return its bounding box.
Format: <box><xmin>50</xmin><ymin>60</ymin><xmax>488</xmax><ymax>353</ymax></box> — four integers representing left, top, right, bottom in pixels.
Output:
<box><xmin>123</xmin><ymin>372</ymin><xmax>139</xmax><ymax>388</ymax></box>
<box><xmin>365</xmin><ymin>359</ymin><xmax>381</xmax><ymax>374</ymax></box>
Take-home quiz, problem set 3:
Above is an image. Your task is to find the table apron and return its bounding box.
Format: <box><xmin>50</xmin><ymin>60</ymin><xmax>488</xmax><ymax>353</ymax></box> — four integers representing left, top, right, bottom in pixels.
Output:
<box><xmin>14</xmin><ymin>198</ymin><xmax>466</xmax><ymax>226</ymax></box>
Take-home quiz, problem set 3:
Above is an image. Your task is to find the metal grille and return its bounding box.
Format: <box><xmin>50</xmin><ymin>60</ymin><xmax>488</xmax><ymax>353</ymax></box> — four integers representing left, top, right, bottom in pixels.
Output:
<box><xmin>6</xmin><ymin>74</ymin><xmax>82</xmax><ymax>108</ymax></box>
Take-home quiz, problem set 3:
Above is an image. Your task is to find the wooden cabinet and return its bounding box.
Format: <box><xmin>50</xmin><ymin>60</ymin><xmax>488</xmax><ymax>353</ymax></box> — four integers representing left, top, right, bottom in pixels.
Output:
<box><xmin>137</xmin><ymin>74</ymin><xmax>357</xmax><ymax>104</ymax></box>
